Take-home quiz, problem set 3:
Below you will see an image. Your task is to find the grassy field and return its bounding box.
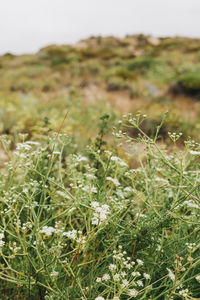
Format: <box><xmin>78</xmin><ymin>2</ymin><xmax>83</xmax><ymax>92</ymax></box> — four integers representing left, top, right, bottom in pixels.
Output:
<box><xmin>0</xmin><ymin>35</ymin><xmax>200</xmax><ymax>299</ymax></box>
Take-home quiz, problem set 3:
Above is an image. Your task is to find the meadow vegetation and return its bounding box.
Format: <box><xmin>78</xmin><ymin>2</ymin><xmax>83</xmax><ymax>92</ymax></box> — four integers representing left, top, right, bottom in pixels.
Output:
<box><xmin>0</xmin><ymin>35</ymin><xmax>200</xmax><ymax>299</ymax></box>
<box><xmin>0</xmin><ymin>35</ymin><xmax>200</xmax><ymax>142</ymax></box>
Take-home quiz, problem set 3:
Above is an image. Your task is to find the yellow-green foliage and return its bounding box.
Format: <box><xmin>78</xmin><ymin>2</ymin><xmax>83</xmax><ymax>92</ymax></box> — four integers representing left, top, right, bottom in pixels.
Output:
<box><xmin>0</xmin><ymin>90</ymin><xmax>117</xmax><ymax>147</ymax></box>
<box><xmin>1</xmin><ymin>37</ymin><xmax>200</xmax><ymax>299</ymax></box>
<box><xmin>178</xmin><ymin>71</ymin><xmax>200</xmax><ymax>92</ymax></box>
<box><xmin>0</xmin><ymin>35</ymin><xmax>200</xmax><ymax>144</ymax></box>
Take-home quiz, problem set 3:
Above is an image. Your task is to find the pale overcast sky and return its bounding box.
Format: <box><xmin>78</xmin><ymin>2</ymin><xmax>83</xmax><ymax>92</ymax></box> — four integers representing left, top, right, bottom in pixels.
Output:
<box><xmin>0</xmin><ymin>0</ymin><xmax>200</xmax><ymax>54</ymax></box>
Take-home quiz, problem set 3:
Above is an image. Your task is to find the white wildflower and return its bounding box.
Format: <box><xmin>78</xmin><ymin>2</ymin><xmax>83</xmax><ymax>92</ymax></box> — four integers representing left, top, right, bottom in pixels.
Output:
<box><xmin>129</xmin><ymin>288</ymin><xmax>138</xmax><ymax>297</ymax></box>
<box><xmin>121</xmin><ymin>271</ymin><xmax>126</xmax><ymax>277</ymax></box>
<box><xmin>26</xmin><ymin>141</ymin><xmax>40</xmax><ymax>145</ymax></box>
<box><xmin>40</xmin><ymin>226</ymin><xmax>55</xmax><ymax>236</ymax></box>
<box><xmin>157</xmin><ymin>245</ymin><xmax>161</xmax><ymax>251</ymax></box>
<box><xmin>186</xmin><ymin>242</ymin><xmax>196</xmax><ymax>250</ymax></box>
<box><xmin>124</xmin><ymin>262</ymin><xmax>132</xmax><ymax>269</ymax></box>
<box><xmin>143</xmin><ymin>273</ymin><xmax>151</xmax><ymax>280</ymax></box>
<box><xmin>168</xmin><ymin>189</ymin><xmax>173</xmax><ymax>198</ymax></box>
<box><xmin>109</xmin><ymin>264</ymin><xmax>117</xmax><ymax>271</ymax></box>
<box><xmin>113</xmin><ymin>274</ymin><xmax>120</xmax><ymax>281</ymax></box>
<box><xmin>189</xmin><ymin>150</ymin><xmax>200</xmax><ymax>155</ymax></box>
<box><xmin>95</xmin><ymin>297</ymin><xmax>105</xmax><ymax>300</ymax></box>
<box><xmin>124</xmin><ymin>187</ymin><xmax>132</xmax><ymax>192</ymax></box>
<box><xmin>77</xmin><ymin>156</ymin><xmax>88</xmax><ymax>162</ymax></box>
<box><xmin>56</xmin><ymin>190</ymin><xmax>71</xmax><ymax>199</ymax></box>
<box><xmin>179</xmin><ymin>289</ymin><xmax>189</xmax><ymax>297</ymax></box>
<box><xmin>91</xmin><ymin>203</ymin><xmax>110</xmax><ymax>226</ymax></box>
<box><xmin>82</xmin><ymin>186</ymin><xmax>89</xmax><ymax>192</ymax></box>
<box><xmin>119</xmin><ymin>161</ymin><xmax>128</xmax><ymax>167</ymax></box>
<box><xmin>104</xmin><ymin>150</ymin><xmax>112</xmax><ymax>155</ymax></box>
<box><xmin>102</xmin><ymin>273</ymin><xmax>110</xmax><ymax>281</ymax></box>
<box><xmin>111</xmin><ymin>156</ymin><xmax>120</xmax><ymax>162</ymax></box>
<box><xmin>167</xmin><ymin>268</ymin><xmax>175</xmax><ymax>281</ymax></box>
<box><xmin>132</xmin><ymin>271</ymin><xmax>141</xmax><ymax>277</ymax></box>
<box><xmin>155</xmin><ymin>177</ymin><xmax>168</xmax><ymax>184</ymax></box>
<box><xmin>63</xmin><ymin>230</ymin><xmax>77</xmax><ymax>240</ymax></box>
<box><xmin>183</xmin><ymin>200</ymin><xmax>200</xmax><ymax>209</ymax></box>
<box><xmin>195</xmin><ymin>274</ymin><xmax>200</xmax><ymax>282</ymax></box>
<box><xmin>110</xmin><ymin>156</ymin><xmax>127</xmax><ymax>167</ymax></box>
<box><xmin>69</xmin><ymin>207</ymin><xmax>76</xmax><ymax>213</ymax></box>
<box><xmin>53</xmin><ymin>151</ymin><xmax>60</xmax><ymax>155</ymax></box>
<box><xmin>106</xmin><ymin>176</ymin><xmax>120</xmax><ymax>186</ymax></box>
<box><xmin>101</xmin><ymin>204</ymin><xmax>110</xmax><ymax>210</ymax></box>
<box><xmin>136</xmin><ymin>213</ymin><xmax>146</xmax><ymax>218</ymax></box>
<box><xmin>96</xmin><ymin>277</ymin><xmax>102</xmax><ymax>283</ymax></box>
<box><xmin>91</xmin><ymin>201</ymin><xmax>99</xmax><ymax>208</ymax></box>
<box><xmin>136</xmin><ymin>280</ymin><xmax>144</xmax><ymax>287</ymax></box>
<box><xmin>91</xmin><ymin>217</ymin><xmax>99</xmax><ymax>226</ymax></box>
<box><xmin>91</xmin><ymin>186</ymin><xmax>97</xmax><ymax>193</ymax></box>
<box><xmin>85</xmin><ymin>173</ymin><xmax>96</xmax><ymax>179</ymax></box>
<box><xmin>136</xmin><ymin>259</ymin><xmax>144</xmax><ymax>265</ymax></box>
<box><xmin>0</xmin><ymin>240</ymin><xmax>5</xmax><ymax>247</ymax></box>
<box><xmin>16</xmin><ymin>142</ymin><xmax>32</xmax><ymax>151</ymax></box>
<box><xmin>50</xmin><ymin>271</ymin><xmax>59</xmax><ymax>277</ymax></box>
<box><xmin>121</xmin><ymin>279</ymin><xmax>129</xmax><ymax>288</ymax></box>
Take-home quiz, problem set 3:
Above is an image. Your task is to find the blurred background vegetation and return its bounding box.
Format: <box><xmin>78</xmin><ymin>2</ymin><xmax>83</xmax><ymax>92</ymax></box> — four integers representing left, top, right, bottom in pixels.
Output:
<box><xmin>0</xmin><ymin>34</ymin><xmax>200</xmax><ymax>148</ymax></box>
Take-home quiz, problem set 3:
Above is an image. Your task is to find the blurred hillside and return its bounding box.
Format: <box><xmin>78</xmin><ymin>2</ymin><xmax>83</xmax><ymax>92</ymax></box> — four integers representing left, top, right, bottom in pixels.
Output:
<box><xmin>0</xmin><ymin>34</ymin><xmax>200</xmax><ymax>144</ymax></box>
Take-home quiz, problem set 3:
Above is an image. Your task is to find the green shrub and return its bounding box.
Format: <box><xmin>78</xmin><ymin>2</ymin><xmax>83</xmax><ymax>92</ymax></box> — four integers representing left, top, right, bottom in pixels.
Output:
<box><xmin>106</xmin><ymin>77</ymin><xmax>131</xmax><ymax>91</ymax></box>
<box><xmin>178</xmin><ymin>72</ymin><xmax>200</xmax><ymax>93</ymax></box>
<box><xmin>79</xmin><ymin>47</ymin><xmax>116</xmax><ymax>60</ymax></box>
<box><xmin>51</xmin><ymin>57</ymin><xmax>71</xmax><ymax>66</ymax></box>
<box><xmin>126</xmin><ymin>57</ymin><xmax>154</xmax><ymax>73</ymax></box>
<box><xmin>108</xmin><ymin>66</ymin><xmax>136</xmax><ymax>80</ymax></box>
<box><xmin>10</xmin><ymin>78</ymin><xmax>36</xmax><ymax>93</ymax></box>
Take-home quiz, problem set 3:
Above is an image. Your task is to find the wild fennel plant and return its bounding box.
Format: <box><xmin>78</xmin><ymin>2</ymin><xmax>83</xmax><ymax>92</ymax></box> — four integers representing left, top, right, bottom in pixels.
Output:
<box><xmin>0</xmin><ymin>114</ymin><xmax>200</xmax><ymax>299</ymax></box>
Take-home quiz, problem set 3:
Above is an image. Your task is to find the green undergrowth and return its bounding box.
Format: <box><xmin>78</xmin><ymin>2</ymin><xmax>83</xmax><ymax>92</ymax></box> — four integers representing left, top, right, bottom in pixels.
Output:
<box><xmin>0</xmin><ymin>91</ymin><xmax>117</xmax><ymax>147</ymax></box>
<box><xmin>0</xmin><ymin>114</ymin><xmax>200</xmax><ymax>299</ymax></box>
<box><xmin>177</xmin><ymin>72</ymin><xmax>200</xmax><ymax>94</ymax></box>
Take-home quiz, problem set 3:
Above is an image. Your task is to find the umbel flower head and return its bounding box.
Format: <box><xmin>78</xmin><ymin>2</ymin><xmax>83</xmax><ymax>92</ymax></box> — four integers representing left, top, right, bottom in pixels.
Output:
<box><xmin>91</xmin><ymin>202</ymin><xmax>110</xmax><ymax>226</ymax></box>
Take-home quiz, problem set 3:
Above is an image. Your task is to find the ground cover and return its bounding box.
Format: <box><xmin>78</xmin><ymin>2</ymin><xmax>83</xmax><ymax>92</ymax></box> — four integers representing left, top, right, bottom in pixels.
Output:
<box><xmin>0</xmin><ymin>114</ymin><xmax>200</xmax><ymax>299</ymax></box>
<box><xmin>0</xmin><ymin>35</ymin><xmax>200</xmax><ymax>299</ymax></box>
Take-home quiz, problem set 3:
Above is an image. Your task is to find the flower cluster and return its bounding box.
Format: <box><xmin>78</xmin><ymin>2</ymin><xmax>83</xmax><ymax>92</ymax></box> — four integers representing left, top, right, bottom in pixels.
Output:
<box><xmin>91</xmin><ymin>202</ymin><xmax>110</xmax><ymax>226</ymax></box>
<box><xmin>63</xmin><ymin>230</ymin><xmax>86</xmax><ymax>247</ymax></box>
<box><xmin>14</xmin><ymin>141</ymin><xmax>40</xmax><ymax>160</ymax></box>
<box><xmin>95</xmin><ymin>246</ymin><xmax>151</xmax><ymax>299</ymax></box>
<box><xmin>167</xmin><ymin>268</ymin><xmax>175</xmax><ymax>282</ymax></box>
<box><xmin>106</xmin><ymin>176</ymin><xmax>120</xmax><ymax>186</ymax></box>
<box><xmin>0</xmin><ymin>232</ymin><xmax>5</xmax><ymax>250</ymax></box>
<box><xmin>39</xmin><ymin>226</ymin><xmax>58</xmax><ymax>236</ymax></box>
